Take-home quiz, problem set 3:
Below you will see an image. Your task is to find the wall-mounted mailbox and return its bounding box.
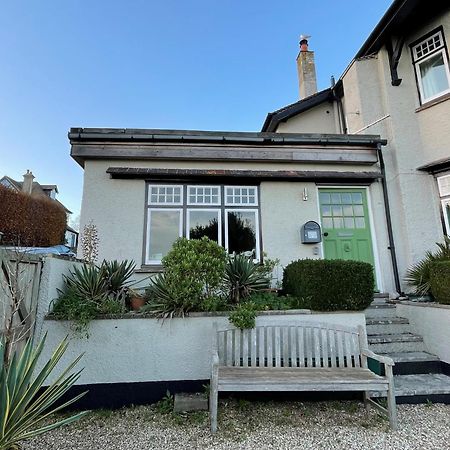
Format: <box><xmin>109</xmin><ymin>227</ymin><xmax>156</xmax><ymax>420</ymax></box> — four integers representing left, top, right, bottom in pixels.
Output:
<box><xmin>301</xmin><ymin>221</ymin><xmax>322</xmax><ymax>244</ymax></box>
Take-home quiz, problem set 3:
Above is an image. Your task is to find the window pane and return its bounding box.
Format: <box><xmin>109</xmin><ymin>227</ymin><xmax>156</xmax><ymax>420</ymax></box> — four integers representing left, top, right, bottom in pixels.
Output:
<box><xmin>353</xmin><ymin>205</ymin><xmax>364</xmax><ymax>216</ymax></box>
<box><xmin>420</xmin><ymin>52</ymin><xmax>449</xmax><ymax>100</ymax></box>
<box><xmin>352</xmin><ymin>193</ymin><xmax>363</xmax><ymax>204</ymax></box>
<box><xmin>188</xmin><ymin>186</ymin><xmax>220</xmax><ymax>205</ymax></box>
<box><xmin>322</xmin><ymin>218</ymin><xmax>333</xmax><ymax>229</ymax></box>
<box><xmin>149</xmin><ymin>185</ymin><xmax>182</xmax><ymax>205</ymax></box>
<box><xmin>321</xmin><ymin>205</ymin><xmax>332</xmax><ymax>217</ymax></box>
<box><xmin>344</xmin><ymin>217</ymin><xmax>355</xmax><ymax>229</ymax></box>
<box><xmin>227</xmin><ymin>211</ymin><xmax>257</xmax><ymax>256</ymax></box>
<box><xmin>355</xmin><ymin>217</ymin><xmax>366</xmax><ymax>229</ymax></box>
<box><xmin>332</xmin><ymin>205</ymin><xmax>343</xmax><ymax>216</ymax></box>
<box><xmin>225</xmin><ymin>186</ymin><xmax>258</xmax><ymax>206</ymax></box>
<box><xmin>341</xmin><ymin>193</ymin><xmax>352</xmax><ymax>204</ymax></box>
<box><xmin>331</xmin><ymin>193</ymin><xmax>341</xmax><ymax>204</ymax></box>
<box><xmin>188</xmin><ymin>210</ymin><xmax>220</xmax><ymax>243</ymax></box>
<box><xmin>319</xmin><ymin>193</ymin><xmax>330</xmax><ymax>204</ymax></box>
<box><xmin>148</xmin><ymin>210</ymin><xmax>181</xmax><ymax>261</ymax></box>
<box><xmin>343</xmin><ymin>205</ymin><xmax>353</xmax><ymax>216</ymax></box>
<box><xmin>333</xmin><ymin>217</ymin><xmax>344</xmax><ymax>228</ymax></box>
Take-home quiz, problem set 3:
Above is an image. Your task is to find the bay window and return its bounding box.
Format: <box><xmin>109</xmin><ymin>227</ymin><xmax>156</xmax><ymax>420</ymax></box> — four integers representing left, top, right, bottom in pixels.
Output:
<box><xmin>145</xmin><ymin>183</ymin><xmax>261</xmax><ymax>265</ymax></box>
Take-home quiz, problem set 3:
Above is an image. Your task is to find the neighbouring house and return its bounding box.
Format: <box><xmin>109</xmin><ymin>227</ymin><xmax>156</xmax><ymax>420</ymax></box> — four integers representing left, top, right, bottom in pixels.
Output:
<box><xmin>0</xmin><ymin>170</ymin><xmax>78</xmax><ymax>249</ymax></box>
<box><xmin>262</xmin><ymin>0</ymin><xmax>450</xmax><ymax>293</ymax></box>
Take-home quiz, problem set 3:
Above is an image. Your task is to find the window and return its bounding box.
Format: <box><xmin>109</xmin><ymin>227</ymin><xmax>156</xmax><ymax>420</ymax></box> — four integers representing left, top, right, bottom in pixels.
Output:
<box><xmin>145</xmin><ymin>184</ymin><xmax>260</xmax><ymax>264</ymax></box>
<box><xmin>437</xmin><ymin>174</ymin><xmax>450</xmax><ymax>235</ymax></box>
<box><xmin>411</xmin><ymin>29</ymin><xmax>450</xmax><ymax>103</ymax></box>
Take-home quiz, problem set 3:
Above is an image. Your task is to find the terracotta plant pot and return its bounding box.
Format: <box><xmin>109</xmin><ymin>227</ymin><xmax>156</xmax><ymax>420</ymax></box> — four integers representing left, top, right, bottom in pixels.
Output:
<box><xmin>130</xmin><ymin>296</ymin><xmax>145</xmax><ymax>311</ymax></box>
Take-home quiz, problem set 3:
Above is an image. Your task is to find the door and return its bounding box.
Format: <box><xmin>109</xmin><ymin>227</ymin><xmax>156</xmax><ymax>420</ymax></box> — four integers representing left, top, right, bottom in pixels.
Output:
<box><xmin>319</xmin><ymin>188</ymin><xmax>376</xmax><ymax>268</ymax></box>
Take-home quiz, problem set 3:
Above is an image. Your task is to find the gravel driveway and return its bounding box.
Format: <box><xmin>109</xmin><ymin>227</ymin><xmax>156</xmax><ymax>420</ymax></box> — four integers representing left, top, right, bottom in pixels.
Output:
<box><xmin>23</xmin><ymin>400</ymin><xmax>450</xmax><ymax>450</ymax></box>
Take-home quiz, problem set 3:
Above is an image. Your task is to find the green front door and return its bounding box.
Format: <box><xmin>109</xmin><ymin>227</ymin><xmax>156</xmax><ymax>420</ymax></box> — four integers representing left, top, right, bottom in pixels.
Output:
<box><xmin>319</xmin><ymin>188</ymin><xmax>376</xmax><ymax>269</ymax></box>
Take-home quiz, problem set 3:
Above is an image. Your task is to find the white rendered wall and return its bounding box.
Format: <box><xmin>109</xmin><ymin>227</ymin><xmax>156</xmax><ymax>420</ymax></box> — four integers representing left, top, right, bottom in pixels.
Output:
<box><xmin>37</xmin><ymin>312</ymin><xmax>366</xmax><ymax>385</ymax></box>
<box><xmin>397</xmin><ymin>302</ymin><xmax>450</xmax><ymax>364</ymax></box>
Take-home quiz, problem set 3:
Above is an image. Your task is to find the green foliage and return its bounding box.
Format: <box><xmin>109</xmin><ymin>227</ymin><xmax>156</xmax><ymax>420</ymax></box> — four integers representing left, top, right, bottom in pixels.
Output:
<box><xmin>0</xmin><ymin>335</ymin><xmax>89</xmax><ymax>449</ymax></box>
<box><xmin>145</xmin><ymin>238</ymin><xmax>227</xmax><ymax>318</ymax></box>
<box><xmin>52</xmin><ymin>260</ymin><xmax>136</xmax><ymax>334</ymax></box>
<box><xmin>228</xmin><ymin>302</ymin><xmax>258</xmax><ymax>329</ymax></box>
<box><xmin>224</xmin><ymin>254</ymin><xmax>270</xmax><ymax>304</ymax></box>
<box><xmin>430</xmin><ymin>260</ymin><xmax>450</xmax><ymax>304</ymax></box>
<box><xmin>405</xmin><ymin>237</ymin><xmax>450</xmax><ymax>296</ymax></box>
<box><xmin>155</xmin><ymin>390</ymin><xmax>174</xmax><ymax>414</ymax></box>
<box><xmin>282</xmin><ymin>259</ymin><xmax>374</xmax><ymax>311</ymax></box>
<box><xmin>245</xmin><ymin>291</ymin><xmax>309</xmax><ymax>311</ymax></box>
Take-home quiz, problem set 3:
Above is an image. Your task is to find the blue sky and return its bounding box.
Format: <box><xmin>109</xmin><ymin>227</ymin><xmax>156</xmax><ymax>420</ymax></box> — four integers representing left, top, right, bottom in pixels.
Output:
<box><xmin>0</xmin><ymin>0</ymin><xmax>392</xmax><ymax>220</ymax></box>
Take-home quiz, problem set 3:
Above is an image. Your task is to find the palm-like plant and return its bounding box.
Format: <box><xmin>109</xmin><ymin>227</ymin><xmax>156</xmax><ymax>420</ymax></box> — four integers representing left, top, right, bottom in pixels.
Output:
<box><xmin>405</xmin><ymin>237</ymin><xmax>450</xmax><ymax>295</ymax></box>
<box><xmin>224</xmin><ymin>254</ymin><xmax>270</xmax><ymax>304</ymax></box>
<box><xmin>0</xmin><ymin>335</ymin><xmax>88</xmax><ymax>449</ymax></box>
<box><xmin>100</xmin><ymin>260</ymin><xmax>136</xmax><ymax>293</ymax></box>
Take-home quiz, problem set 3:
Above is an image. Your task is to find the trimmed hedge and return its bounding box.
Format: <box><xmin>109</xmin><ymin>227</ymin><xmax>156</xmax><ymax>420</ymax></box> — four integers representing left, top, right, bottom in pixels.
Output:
<box><xmin>0</xmin><ymin>185</ymin><xmax>67</xmax><ymax>247</ymax></box>
<box><xmin>282</xmin><ymin>259</ymin><xmax>374</xmax><ymax>311</ymax></box>
<box><xmin>430</xmin><ymin>260</ymin><xmax>450</xmax><ymax>305</ymax></box>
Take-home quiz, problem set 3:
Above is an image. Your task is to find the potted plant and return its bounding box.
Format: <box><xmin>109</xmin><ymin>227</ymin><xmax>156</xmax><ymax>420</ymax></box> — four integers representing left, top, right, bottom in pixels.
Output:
<box><xmin>128</xmin><ymin>288</ymin><xmax>146</xmax><ymax>311</ymax></box>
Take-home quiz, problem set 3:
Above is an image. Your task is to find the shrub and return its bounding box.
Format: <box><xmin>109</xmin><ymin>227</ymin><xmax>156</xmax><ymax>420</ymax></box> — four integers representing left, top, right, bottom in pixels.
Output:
<box><xmin>144</xmin><ymin>237</ymin><xmax>227</xmax><ymax>317</ymax></box>
<box><xmin>224</xmin><ymin>254</ymin><xmax>270</xmax><ymax>304</ymax></box>
<box><xmin>405</xmin><ymin>237</ymin><xmax>450</xmax><ymax>296</ymax></box>
<box><xmin>245</xmin><ymin>291</ymin><xmax>309</xmax><ymax>311</ymax></box>
<box><xmin>0</xmin><ymin>185</ymin><xmax>67</xmax><ymax>247</ymax></box>
<box><xmin>52</xmin><ymin>260</ymin><xmax>136</xmax><ymax>334</ymax></box>
<box><xmin>282</xmin><ymin>259</ymin><xmax>374</xmax><ymax>311</ymax></box>
<box><xmin>229</xmin><ymin>302</ymin><xmax>258</xmax><ymax>329</ymax></box>
<box><xmin>430</xmin><ymin>260</ymin><xmax>450</xmax><ymax>304</ymax></box>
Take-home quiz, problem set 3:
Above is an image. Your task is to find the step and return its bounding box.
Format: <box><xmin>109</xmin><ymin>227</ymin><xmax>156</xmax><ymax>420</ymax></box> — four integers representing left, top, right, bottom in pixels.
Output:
<box><xmin>368</xmin><ymin>333</ymin><xmax>426</xmax><ymax>353</ymax></box>
<box><xmin>372</xmin><ymin>373</ymin><xmax>450</xmax><ymax>404</ymax></box>
<box><xmin>380</xmin><ymin>351</ymin><xmax>442</xmax><ymax>375</ymax></box>
<box><xmin>364</xmin><ymin>304</ymin><xmax>397</xmax><ymax>318</ymax></box>
<box><xmin>366</xmin><ymin>317</ymin><xmax>410</xmax><ymax>335</ymax></box>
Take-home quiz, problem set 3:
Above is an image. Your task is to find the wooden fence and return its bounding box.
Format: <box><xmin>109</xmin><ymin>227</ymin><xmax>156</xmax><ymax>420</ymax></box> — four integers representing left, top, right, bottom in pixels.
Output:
<box><xmin>0</xmin><ymin>250</ymin><xmax>43</xmax><ymax>350</ymax></box>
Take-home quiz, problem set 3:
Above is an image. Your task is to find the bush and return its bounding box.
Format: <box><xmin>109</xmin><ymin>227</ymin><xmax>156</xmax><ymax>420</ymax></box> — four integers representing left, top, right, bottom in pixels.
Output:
<box><xmin>145</xmin><ymin>237</ymin><xmax>227</xmax><ymax>317</ymax></box>
<box><xmin>405</xmin><ymin>237</ymin><xmax>450</xmax><ymax>296</ymax></box>
<box><xmin>282</xmin><ymin>259</ymin><xmax>374</xmax><ymax>311</ymax></box>
<box><xmin>229</xmin><ymin>302</ymin><xmax>258</xmax><ymax>329</ymax></box>
<box><xmin>0</xmin><ymin>185</ymin><xmax>67</xmax><ymax>246</ymax></box>
<box><xmin>430</xmin><ymin>261</ymin><xmax>450</xmax><ymax>304</ymax></box>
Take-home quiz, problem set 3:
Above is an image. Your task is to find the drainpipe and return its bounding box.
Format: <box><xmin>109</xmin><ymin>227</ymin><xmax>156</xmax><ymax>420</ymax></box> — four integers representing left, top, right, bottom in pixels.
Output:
<box><xmin>377</xmin><ymin>143</ymin><xmax>403</xmax><ymax>295</ymax></box>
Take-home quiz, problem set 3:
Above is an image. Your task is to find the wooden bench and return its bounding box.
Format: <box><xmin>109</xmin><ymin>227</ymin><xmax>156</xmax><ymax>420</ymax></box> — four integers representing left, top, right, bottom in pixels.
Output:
<box><xmin>210</xmin><ymin>323</ymin><xmax>397</xmax><ymax>432</ymax></box>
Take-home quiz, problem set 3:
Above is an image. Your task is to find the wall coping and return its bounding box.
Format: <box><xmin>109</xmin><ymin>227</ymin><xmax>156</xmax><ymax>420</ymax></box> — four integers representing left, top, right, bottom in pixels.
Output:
<box><xmin>45</xmin><ymin>309</ymin><xmax>365</xmax><ymax>321</ymax></box>
<box><xmin>398</xmin><ymin>301</ymin><xmax>450</xmax><ymax>311</ymax></box>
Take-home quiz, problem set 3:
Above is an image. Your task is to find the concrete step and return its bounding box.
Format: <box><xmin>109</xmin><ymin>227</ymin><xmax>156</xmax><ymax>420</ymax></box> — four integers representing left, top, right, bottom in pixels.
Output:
<box><xmin>364</xmin><ymin>304</ymin><xmax>398</xmax><ymax>318</ymax></box>
<box><xmin>366</xmin><ymin>317</ymin><xmax>410</xmax><ymax>335</ymax></box>
<box><xmin>368</xmin><ymin>333</ymin><xmax>426</xmax><ymax>353</ymax></box>
<box><xmin>372</xmin><ymin>373</ymin><xmax>450</xmax><ymax>404</ymax></box>
<box><xmin>380</xmin><ymin>351</ymin><xmax>442</xmax><ymax>375</ymax></box>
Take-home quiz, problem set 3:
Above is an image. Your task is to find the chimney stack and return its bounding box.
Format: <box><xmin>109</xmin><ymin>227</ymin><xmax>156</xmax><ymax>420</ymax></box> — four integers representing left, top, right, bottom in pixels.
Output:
<box><xmin>297</xmin><ymin>35</ymin><xmax>318</xmax><ymax>99</ymax></box>
<box><xmin>22</xmin><ymin>170</ymin><xmax>34</xmax><ymax>195</ymax></box>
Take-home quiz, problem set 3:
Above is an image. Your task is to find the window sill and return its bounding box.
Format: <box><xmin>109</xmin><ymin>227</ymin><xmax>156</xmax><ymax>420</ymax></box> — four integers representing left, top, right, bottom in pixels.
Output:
<box><xmin>136</xmin><ymin>265</ymin><xmax>164</xmax><ymax>274</ymax></box>
<box><xmin>415</xmin><ymin>93</ymin><xmax>450</xmax><ymax>112</ymax></box>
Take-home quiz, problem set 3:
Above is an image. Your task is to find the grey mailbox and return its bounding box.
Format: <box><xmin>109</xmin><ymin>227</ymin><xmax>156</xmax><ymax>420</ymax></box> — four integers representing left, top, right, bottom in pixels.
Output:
<box><xmin>301</xmin><ymin>221</ymin><xmax>322</xmax><ymax>244</ymax></box>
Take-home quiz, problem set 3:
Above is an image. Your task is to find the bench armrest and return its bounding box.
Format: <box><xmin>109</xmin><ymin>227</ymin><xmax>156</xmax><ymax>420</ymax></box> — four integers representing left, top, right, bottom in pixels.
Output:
<box><xmin>361</xmin><ymin>349</ymin><xmax>395</xmax><ymax>367</ymax></box>
<box><xmin>212</xmin><ymin>351</ymin><xmax>219</xmax><ymax>367</ymax></box>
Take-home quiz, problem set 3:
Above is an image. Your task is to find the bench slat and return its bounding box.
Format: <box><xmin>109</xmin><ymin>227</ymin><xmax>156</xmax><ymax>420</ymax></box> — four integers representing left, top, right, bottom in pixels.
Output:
<box><xmin>267</xmin><ymin>327</ymin><xmax>273</xmax><ymax>367</ymax></box>
<box><xmin>259</xmin><ymin>327</ymin><xmax>265</xmax><ymax>367</ymax></box>
<box><xmin>234</xmin><ymin>329</ymin><xmax>241</xmax><ymax>366</ymax></box>
<box><xmin>298</xmin><ymin>327</ymin><xmax>305</xmax><ymax>367</ymax></box>
<box><xmin>226</xmin><ymin>331</ymin><xmax>233</xmax><ymax>366</ymax></box>
<box><xmin>290</xmin><ymin>327</ymin><xmax>297</xmax><ymax>368</ymax></box>
<box><xmin>329</xmin><ymin>330</ymin><xmax>336</xmax><ymax>368</ymax></box>
<box><xmin>321</xmin><ymin>328</ymin><xmax>329</xmax><ymax>368</ymax></box>
<box><xmin>251</xmin><ymin>328</ymin><xmax>257</xmax><ymax>367</ymax></box>
<box><xmin>274</xmin><ymin>327</ymin><xmax>281</xmax><ymax>367</ymax></box>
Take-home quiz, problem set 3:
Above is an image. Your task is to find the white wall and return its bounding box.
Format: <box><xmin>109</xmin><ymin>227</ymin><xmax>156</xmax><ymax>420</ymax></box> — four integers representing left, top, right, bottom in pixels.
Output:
<box><xmin>397</xmin><ymin>302</ymin><xmax>450</xmax><ymax>364</ymax></box>
<box><xmin>37</xmin><ymin>312</ymin><xmax>366</xmax><ymax>385</ymax></box>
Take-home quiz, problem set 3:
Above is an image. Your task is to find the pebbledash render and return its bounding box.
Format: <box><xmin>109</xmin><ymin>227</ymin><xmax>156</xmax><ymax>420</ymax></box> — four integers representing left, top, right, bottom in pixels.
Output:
<box><xmin>70</xmin><ymin>129</ymin><xmax>395</xmax><ymax>292</ymax></box>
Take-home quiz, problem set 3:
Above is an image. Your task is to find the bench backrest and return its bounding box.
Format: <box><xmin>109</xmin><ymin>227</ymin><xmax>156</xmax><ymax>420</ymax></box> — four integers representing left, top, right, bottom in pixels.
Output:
<box><xmin>215</xmin><ymin>323</ymin><xmax>367</xmax><ymax>369</ymax></box>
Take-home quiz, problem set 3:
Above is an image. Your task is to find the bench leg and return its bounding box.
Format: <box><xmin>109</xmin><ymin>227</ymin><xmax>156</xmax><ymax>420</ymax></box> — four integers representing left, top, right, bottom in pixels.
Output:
<box><xmin>363</xmin><ymin>391</ymin><xmax>370</xmax><ymax>413</ymax></box>
<box><xmin>210</xmin><ymin>380</ymin><xmax>218</xmax><ymax>433</ymax></box>
<box><xmin>386</xmin><ymin>365</ymin><xmax>398</xmax><ymax>430</ymax></box>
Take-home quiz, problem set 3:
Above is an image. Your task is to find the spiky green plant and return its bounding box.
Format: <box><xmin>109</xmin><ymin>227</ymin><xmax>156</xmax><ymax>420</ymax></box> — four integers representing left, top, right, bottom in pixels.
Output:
<box><xmin>224</xmin><ymin>254</ymin><xmax>270</xmax><ymax>304</ymax></box>
<box><xmin>405</xmin><ymin>237</ymin><xmax>450</xmax><ymax>296</ymax></box>
<box><xmin>100</xmin><ymin>260</ymin><xmax>136</xmax><ymax>293</ymax></box>
<box><xmin>0</xmin><ymin>335</ymin><xmax>88</xmax><ymax>449</ymax></box>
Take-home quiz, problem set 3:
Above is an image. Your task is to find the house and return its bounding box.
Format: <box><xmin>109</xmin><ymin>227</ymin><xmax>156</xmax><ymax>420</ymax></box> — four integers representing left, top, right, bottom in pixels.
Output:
<box><xmin>0</xmin><ymin>170</ymin><xmax>79</xmax><ymax>250</ymax></box>
<box><xmin>70</xmin><ymin>128</ymin><xmax>396</xmax><ymax>291</ymax></box>
<box><xmin>262</xmin><ymin>0</ymin><xmax>450</xmax><ymax>293</ymax></box>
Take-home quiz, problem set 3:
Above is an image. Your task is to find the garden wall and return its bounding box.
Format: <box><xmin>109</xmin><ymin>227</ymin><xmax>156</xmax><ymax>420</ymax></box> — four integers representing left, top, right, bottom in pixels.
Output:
<box><xmin>397</xmin><ymin>302</ymin><xmax>450</xmax><ymax>365</ymax></box>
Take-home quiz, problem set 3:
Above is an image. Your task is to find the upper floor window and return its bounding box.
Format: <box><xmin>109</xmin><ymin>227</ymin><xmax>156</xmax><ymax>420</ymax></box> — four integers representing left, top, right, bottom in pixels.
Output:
<box><xmin>437</xmin><ymin>174</ymin><xmax>450</xmax><ymax>235</ymax></box>
<box><xmin>145</xmin><ymin>183</ymin><xmax>261</xmax><ymax>265</ymax></box>
<box><xmin>411</xmin><ymin>29</ymin><xmax>450</xmax><ymax>104</ymax></box>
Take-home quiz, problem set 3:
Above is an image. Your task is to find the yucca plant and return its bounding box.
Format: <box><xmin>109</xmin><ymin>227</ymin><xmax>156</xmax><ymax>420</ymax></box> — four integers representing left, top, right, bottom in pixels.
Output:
<box><xmin>0</xmin><ymin>335</ymin><xmax>88</xmax><ymax>449</ymax></box>
<box><xmin>100</xmin><ymin>260</ymin><xmax>136</xmax><ymax>293</ymax></box>
<box><xmin>405</xmin><ymin>237</ymin><xmax>450</xmax><ymax>296</ymax></box>
<box><xmin>224</xmin><ymin>254</ymin><xmax>270</xmax><ymax>304</ymax></box>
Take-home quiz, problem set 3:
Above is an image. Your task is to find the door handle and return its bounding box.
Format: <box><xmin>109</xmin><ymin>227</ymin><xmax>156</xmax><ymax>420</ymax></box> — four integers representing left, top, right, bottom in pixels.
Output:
<box><xmin>323</xmin><ymin>232</ymin><xmax>329</xmax><ymax>237</ymax></box>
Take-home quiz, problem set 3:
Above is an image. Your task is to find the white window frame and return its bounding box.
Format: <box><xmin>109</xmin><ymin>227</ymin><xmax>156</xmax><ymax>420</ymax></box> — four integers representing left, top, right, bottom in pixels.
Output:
<box><xmin>437</xmin><ymin>174</ymin><xmax>450</xmax><ymax>197</ymax></box>
<box><xmin>224</xmin><ymin>208</ymin><xmax>260</xmax><ymax>261</ymax></box>
<box><xmin>186</xmin><ymin>208</ymin><xmax>222</xmax><ymax>245</ymax></box>
<box><xmin>224</xmin><ymin>185</ymin><xmax>259</xmax><ymax>206</ymax></box>
<box><xmin>145</xmin><ymin>208</ymin><xmax>183</xmax><ymax>265</ymax></box>
<box><xmin>148</xmin><ymin>184</ymin><xmax>183</xmax><ymax>206</ymax></box>
<box><xmin>412</xmin><ymin>30</ymin><xmax>450</xmax><ymax>104</ymax></box>
<box><xmin>187</xmin><ymin>185</ymin><xmax>221</xmax><ymax>206</ymax></box>
<box><xmin>441</xmin><ymin>199</ymin><xmax>450</xmax><ymax>236</ymax></box>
